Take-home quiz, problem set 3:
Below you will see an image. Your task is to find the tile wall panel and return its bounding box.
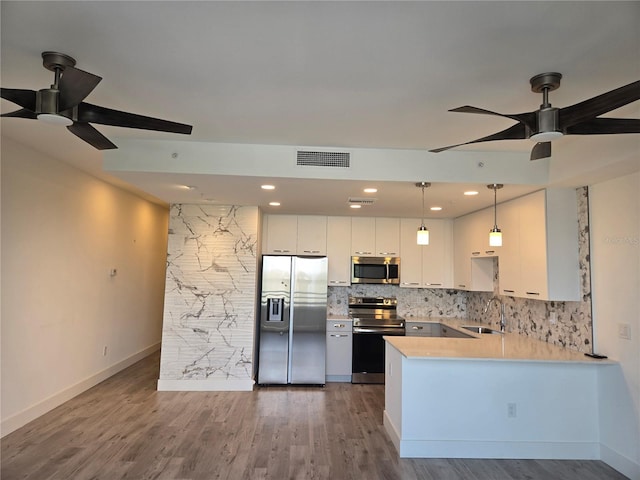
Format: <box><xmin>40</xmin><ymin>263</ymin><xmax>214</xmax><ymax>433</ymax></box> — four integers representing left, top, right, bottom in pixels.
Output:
<box><xmin>159</xmin><ymin>205</ymin><xmax>258</xmax><ymax>386</ymax></box>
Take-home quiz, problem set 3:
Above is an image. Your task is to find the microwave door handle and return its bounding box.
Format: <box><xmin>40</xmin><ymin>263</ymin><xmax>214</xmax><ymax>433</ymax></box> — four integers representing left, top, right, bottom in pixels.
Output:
<box><xmin>385</xmin><ymin>263</ymin><xmax>390</xmax><ymax>281</ymax></box>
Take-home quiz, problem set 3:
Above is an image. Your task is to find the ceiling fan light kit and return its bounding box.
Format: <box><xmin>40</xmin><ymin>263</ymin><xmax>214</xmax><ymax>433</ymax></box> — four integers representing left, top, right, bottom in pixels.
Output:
<box><xmin>1</xmin><ymin>51</ymin><xmax>193</xmax><ymax>150</ymax></box>
<box><xmin>429</xmin><ymin>72</ymin><xmax>640</xmax><ymax>160</ymax></box>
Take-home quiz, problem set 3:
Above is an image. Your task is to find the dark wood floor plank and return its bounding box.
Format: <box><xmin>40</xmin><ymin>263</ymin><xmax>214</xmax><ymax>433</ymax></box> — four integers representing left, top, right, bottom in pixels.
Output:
<box><xmin>1</xmin><ymin>351</ymin><xmax>629</xmax><ymax>480</ymax></box>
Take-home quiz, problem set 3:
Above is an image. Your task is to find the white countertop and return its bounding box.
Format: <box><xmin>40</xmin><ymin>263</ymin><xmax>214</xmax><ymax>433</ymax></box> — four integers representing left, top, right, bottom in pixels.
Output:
<box><xmin>385</xmin><ymin>317</ymin><xmax>615</xmax><ymax>364</ymax></box>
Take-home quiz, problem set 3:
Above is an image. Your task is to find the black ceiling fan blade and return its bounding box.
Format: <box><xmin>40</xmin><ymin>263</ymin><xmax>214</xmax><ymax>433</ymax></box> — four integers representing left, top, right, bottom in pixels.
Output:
<box><xmin>449</xmin><ymin>106</ymin><xmax>537</xmax><ymax>130</ymax></box>
<box><xmin>565</xmin><ymin>118</ymin><xmax>640</xmax><ymax>135</ymax></box>
<box><xmin>76</xmin><ymin>102</ymin><xmax>193</xmax><ymax>135</ymax></box>
<box><xmin>1</xmin><ymin>88</ymin><xmax>37</xmax><ymax>111</ymax></box>
<box><xmin>1</xmin><ymin>108</ymin><xmax>37</xmax><ymax>119</ymax></box>
<box><xmin>67</xmin><ymin>122</ymin><xmax>117</xmax><ymax>150</ymax></box>
<box><xmin>530</xmin><ymin>142</ymin><xmax>551</xmax><ymax>161</ymax></box>
<box><xmin>58</xmin><ymin>66</ymin><xmax>102</xmax><ymax>112</ymax></box>
<box><xmin>559</xmin><ymin>80</ymin><xmax>640</xmax><ymax>128</ymax></box>
<box><xmin>429</xmin><ymin>123</ymin><xmax>528</xmax><ymax>153</ymax></box>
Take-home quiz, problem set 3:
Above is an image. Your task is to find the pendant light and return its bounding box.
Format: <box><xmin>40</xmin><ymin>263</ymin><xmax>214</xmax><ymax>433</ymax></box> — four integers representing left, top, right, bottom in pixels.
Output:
<box><xmin>416</xmin><ymin>182</ymin><xmax>430</xmax><ymax>245</ymax></box>
<box><xmin>488</xmin><ymin>183</ymin><xmax>503</xmax><ymax>247</ymax></box>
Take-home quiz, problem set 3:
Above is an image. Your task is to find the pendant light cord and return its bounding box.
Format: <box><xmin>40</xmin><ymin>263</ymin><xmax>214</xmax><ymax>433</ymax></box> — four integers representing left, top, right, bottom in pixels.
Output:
<box><xmin>421</xmin><ymin>184</ymin><xmax>426</xmax><ymax>227</ymax></box>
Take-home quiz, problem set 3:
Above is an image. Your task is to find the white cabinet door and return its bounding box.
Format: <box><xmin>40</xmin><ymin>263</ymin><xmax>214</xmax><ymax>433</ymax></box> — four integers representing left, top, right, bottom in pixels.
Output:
<box><xmin>351</xmin><ymin>217</ymin><xmax>376</xmax><ymax>255</ymax></box>
<box><xmin>375</xmin><ymin>217</ymin><xmax>400</xmax><ymax>256</ymax></box>
<box><xmin>326</xmin><ymin>319</ymin><xmax>352</xmax><ymax>381</ymax></box>
<box><xmin>399</xmin><ymin>218</ymin><xmax>422</xmax><ymax>288</ymax></box>
<box><xmin>469</xmin><ymin>207</ymin><xmax>500</xmax><ymax>258</ymax></box>
<box><xmin>297</xmin><ymin>215</ymin><xmax>327</xmax><ymax>256</ymax></box>
<box><xmin>326</xmin><ymin>216</ymin><xmax>351</xmax><ymax>286</ymax></box>
<box><xmin>497</xmin><ymin>199</ymin><xmax>521</xmax><ymax>296</ymax></box>
<box><xmin>453</xmin><ymin>212</ymin><xmax>493</xmax><ymax>292</ymax></box>
<box><xmin>422</xmin><ymin>219</ymin><xmax>452</xmax><ymax>287</ymax></box>
<box><xmin>265</xmin><ymin>215</ymin><xmax>297</xmax><ymax>254</ymax></box>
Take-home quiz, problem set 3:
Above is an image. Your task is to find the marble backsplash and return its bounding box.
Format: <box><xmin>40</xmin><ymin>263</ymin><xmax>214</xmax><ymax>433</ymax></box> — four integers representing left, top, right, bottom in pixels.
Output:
<box><xmin>328</xmin><ymin>285</ymin><xmax>466</xmax><ymax>318</ymax></box>
<box><xmin>329</xmin><ymin>187</ymin><xmax>593</xmax><ymax>353</ymax></box>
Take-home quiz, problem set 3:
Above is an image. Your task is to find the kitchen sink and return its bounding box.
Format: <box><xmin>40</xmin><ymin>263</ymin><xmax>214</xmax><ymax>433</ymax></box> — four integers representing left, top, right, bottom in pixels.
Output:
<box><xmin>461</xmin><ymin>326</ymin><xmax>503</xmax><ymax>335</ymax></box>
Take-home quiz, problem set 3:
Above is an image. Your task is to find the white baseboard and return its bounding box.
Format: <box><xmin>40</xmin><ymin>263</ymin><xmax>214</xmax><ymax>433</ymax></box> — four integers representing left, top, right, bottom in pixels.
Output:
<box><xmin>157</xmin><ymin>378</ymin><xmax>255</xmax><ymax>391</ymax></box>
<box><xmin>384</xmin><ymin>409</ymin><xmax>599</xmax><ymax>460</ymax></box>
<box><xmin>326</xmin><ymin>375</ymin><xmax>352</xmax><ymax>383</ymax></box>
<box><xmin>600</xmin><ymin>443</ymin><xmax>640</xmax><ymax>479</ymax></box>
<box><xmin>1</xmin><ymin>342</ymin><xmax>161</xmax><ymax>438</ymax></box>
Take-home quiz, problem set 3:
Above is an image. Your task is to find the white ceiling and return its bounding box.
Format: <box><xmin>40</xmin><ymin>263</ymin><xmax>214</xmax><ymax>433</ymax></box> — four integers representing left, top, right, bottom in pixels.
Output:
<box><xmin>2</xmin><ymin>1</ymin><xmax>639</xmax><ymax>218</ymax></box>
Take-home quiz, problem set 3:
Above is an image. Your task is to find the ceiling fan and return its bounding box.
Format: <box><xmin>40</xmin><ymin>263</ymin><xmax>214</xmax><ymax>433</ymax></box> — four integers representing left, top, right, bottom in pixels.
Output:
<box><xmin>1</xmin><ymin>51</ymin><xmax>193</xmax><ymax>150</ymax></box>
<box><xmin>429</xmin><ymin>73</ymin><xmax>640</xmax><ymax>160</ymax></box>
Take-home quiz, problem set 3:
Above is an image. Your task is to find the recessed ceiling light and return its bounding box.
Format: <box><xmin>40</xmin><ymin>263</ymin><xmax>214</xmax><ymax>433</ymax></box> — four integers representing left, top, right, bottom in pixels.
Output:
<box><xmin>350</xmin><ymin>204</ymin><xmax>362</xmax><ymax>209</ymax></box>
<box><xmin>269</xmin><ymin>202</ymin><xmax>280</xmax><ymax>206</ymax></box>
<box><xmin>430</xmin><ymin>206</ymin><xmax>443</xmax><ymax>211</ymax></box>
<box><xmin>464</xmin><ymin>190</ymin><xmax>479</xmax><ymax>196</ymax></box>
<box><xmin>178</xmin><ymin>185</ymin><xmax>196</xmax><ymax>190</ymax></box>
<box><xmin>261</xmin><ymin>185</ymin><xmax>275</xmax><ymax>190</ymax></box>
<box><xmin>363</xmin><ymin>187</ymin><xmax>377</xmax><ymax>193</ymax></box>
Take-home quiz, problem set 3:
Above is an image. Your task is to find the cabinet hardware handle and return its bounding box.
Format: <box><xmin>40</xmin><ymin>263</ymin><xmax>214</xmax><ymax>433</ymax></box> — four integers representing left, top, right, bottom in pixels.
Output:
<box><xmin>303</xmin><ymin>250</ymin><xmax>320</xmax><ymax>253</ymax></box>
<box><xmin>526</xmin><ymin>292</ymin><xmax>540</xmax><ymax>296</ymax></box>
<box><xmin>472</xmin><ymin>251</ymin><xmax>481</xmax><ymax>256</ymax></box>
<box><xmin>378</xmin><ymin>252</ymin><xmax>397</xmax><ymax>256</ymax></box>
<box><xmin>485</xmin><ymin>250</ymin><xmax>495</xmax><ymax>255</ymax></box>
<box><xmin>329</xmin><ymin>280</ymin><xmax>348</xmax><ymax>284</ymax></box>
<box><xmin>458</xmin><ymin>284</ymin><xmax>466</xmax><ymax>288</ymax></box>
<box><xmin>330</xmin><ymin>334</ymin><xmax>348</xmax><ymax>338</ymax></box>
<box><xmin>354</xmin><ymin>251</ymin><xmax>372</xmax><ymax>255</ymax></box>
<box><xmin>333</xmin><ymin>324</ymin><xmax>345</xmax><ymax>328</ymax></box>
<box><xmin>426</xmin><ymin>283</ymin><xmax>442</xmax><ymax>286</ymax></box>
<box><xmin>273</xmin><ymin>249</ymin><xmax>291</xmax><ymax>253</ymax></box>
<box><xmin>401</xmin><ymin>282</ymin><xmax>419</xmax><ymax>285</ymax></box>
<box><xmin>503</xmin><ymin>289</ymin><xmax>515</xmax><ymax>293</ymax></box>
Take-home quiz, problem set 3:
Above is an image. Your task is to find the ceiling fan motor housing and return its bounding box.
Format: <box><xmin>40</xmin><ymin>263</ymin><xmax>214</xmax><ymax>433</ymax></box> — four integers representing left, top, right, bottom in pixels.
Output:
<box><xmin>532</xmin><ymin>106</ymin><xmax>562</xmax><ymax>139</ymax></box>
<box><xmin>36</xmin><ymin>88</ymin><xmax>59</xmax><ymax>115</ymax></box>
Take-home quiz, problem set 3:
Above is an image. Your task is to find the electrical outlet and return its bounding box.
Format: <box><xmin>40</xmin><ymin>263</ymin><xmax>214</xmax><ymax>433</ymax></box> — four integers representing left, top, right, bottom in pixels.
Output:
<box><xmin>507</xmin><ymin>403</ymin><xmax>517</xmax><ymax>418</ymax></box>
<box><xmin>103</xmin><ymin>346</ymin><xmax>108</xmax><ymax>356</ymax></box>
<box><xmin>549</xmin><ymin>312</ymin><xmax>557</xmax><ymax>324</ymax></box>
<box><xmin>618</xmin><ymin>323</ymin><xmax>631</xmax><ymax>340</ymax></box>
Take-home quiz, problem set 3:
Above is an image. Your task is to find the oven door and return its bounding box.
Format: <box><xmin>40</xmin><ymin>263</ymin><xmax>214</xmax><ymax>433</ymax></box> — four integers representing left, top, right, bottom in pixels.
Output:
<box><xmin>352</xmin><ymin>327</ymin><xmax>404</xmax><ymax>384</ymax></box>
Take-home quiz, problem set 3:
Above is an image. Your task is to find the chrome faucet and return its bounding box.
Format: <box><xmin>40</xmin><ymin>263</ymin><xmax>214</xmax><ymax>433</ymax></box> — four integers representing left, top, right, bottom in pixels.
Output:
<box><xmin>484</xmin><ymin>296</ymin><xmax>506</xmax><ymax>332</ymax></box>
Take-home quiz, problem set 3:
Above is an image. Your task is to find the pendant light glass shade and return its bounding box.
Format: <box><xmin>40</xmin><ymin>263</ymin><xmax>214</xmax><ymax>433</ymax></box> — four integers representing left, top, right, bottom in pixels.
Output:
<box><xmin>417</xmin><ymin>225</ymin><xmax>430</xmax><ymax>245</ymax></box>
<box><xmin>416</xmin><ymin>182</ymin><xmax>430</xmax><ymax>245</ymax></box>
<box><xmin>488</xmin><ymin>184</ymin><xmax>504</xmax><ymax>247</ymax></box>
<box><xmin>489</xmin><ymin>227</ymin><xmax>503</xmax><ymax>247</ymax></box>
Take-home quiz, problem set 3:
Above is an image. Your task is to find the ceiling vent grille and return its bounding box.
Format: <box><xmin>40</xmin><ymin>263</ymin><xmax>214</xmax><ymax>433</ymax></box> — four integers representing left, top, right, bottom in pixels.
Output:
<box><xmin>297</xmin><ymin>150</ymin><xmax>350</xmax><ymax>168</ymax></box>
<box><xmin>348</xmin><ymin>197</ymin><xmax>376</xmax><ymax>205</ymax></box>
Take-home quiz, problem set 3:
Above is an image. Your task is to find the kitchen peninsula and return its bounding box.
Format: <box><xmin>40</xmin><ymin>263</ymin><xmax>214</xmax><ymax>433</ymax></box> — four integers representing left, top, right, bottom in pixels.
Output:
<box><xmin>383</xmin><ymin>319</ymin><xmax>615</xmax><ymax>460</ymax></box>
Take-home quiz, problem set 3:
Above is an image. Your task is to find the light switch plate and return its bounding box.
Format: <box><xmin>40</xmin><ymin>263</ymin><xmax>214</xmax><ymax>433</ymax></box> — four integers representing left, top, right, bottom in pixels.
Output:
<box><xmin>618</xmin><ymin>323</ymin><xmax>631</xmax><ymax>340</ymax></box>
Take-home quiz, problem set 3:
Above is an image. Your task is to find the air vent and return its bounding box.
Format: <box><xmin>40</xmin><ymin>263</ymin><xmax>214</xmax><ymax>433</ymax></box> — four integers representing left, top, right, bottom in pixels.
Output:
<box><xmin>297</xmin><ymin>150</ymin><xmax>350</xmax><ymax>168</ymax></box>
<box><xmin>348</xmin><ymin>197</ymin><xmax>377</xmax><ymax>205</ymax></box>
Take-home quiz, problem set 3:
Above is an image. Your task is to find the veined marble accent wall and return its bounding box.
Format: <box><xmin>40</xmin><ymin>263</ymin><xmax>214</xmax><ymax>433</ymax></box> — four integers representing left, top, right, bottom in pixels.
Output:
<box><xmin>467</xmin><ymin>187</ymin><xmax>593</xmax><ymax>352</ymax></box>
<box><xmin>158</xmin><ymin>205</ymin><xmax>259</xmax><ymax>391</ymax></box>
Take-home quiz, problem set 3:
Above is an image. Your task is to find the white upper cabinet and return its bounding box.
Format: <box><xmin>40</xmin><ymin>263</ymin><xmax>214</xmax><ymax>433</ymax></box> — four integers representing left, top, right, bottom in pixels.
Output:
<box><xmin>374</xmin><ymin>217</ymin><xmax>400</xmax><ymax>256</ymax></box>
<box><xmin>400</xmin><ymin>218</ymin><xmax>453</xmax><ymax>288</ymax></box>
<box><xmin>453</xmin><ymin>212</ymin><xmax>494</xmax><ymax>292</ymax></box>
<box><xmin>263</xmin><ymin>215</ymin><xmax>326</xmax><ymax>255</ymax></box>
<box><xmin>497</xmin><ymin>189</ymin><xmax>580</xmax><ymax>301</ymax></box>
<box><xmin>496</xmin><ymin>199</ymin><xmax>521</xmax><ymax>296</ymax></box>
<box><xmin>264</xmin><ymin>215</ymin><xmax>298</xmax><ymax>254</ymax></box>
<box><xmin>350</xmin><ymin>217</ymin><xmax>376</xmax><ymax>255</ymax></box>
<box><xmin>350</xmin><ymin>217</ymin><xmax>400</xmax><ymax>256</ymax></box>
<box><xmin>326</xmin><ymin>216</ymin><xmax>351</xmax><ymax>286</ymax></box>
<box><xmin>297</xmin><ymin>215</ymin><xmax>327</xmax><ymax>255</ymax></box>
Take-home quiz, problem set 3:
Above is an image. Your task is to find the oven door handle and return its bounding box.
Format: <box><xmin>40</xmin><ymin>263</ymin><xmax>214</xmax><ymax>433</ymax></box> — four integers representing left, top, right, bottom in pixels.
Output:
<box><xmin>353</xmin><ymin>327</ymin><xmax>405</xmax><ymax>335</ymax></box>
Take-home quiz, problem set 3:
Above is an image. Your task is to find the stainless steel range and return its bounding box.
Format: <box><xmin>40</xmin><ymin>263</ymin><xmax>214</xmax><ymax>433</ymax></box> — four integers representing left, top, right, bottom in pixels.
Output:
<box><xmin>349</xmin><ymin>296</ymin><xmax>405</xmax><ymax>384</ymax></box>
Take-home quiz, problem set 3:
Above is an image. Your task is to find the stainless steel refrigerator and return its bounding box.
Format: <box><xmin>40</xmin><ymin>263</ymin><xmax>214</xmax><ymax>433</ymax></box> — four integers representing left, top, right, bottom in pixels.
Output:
<box><xmin>257</xmin><ymin>255</ymin><xmax>328</xmax><ymax>385</ymax></box>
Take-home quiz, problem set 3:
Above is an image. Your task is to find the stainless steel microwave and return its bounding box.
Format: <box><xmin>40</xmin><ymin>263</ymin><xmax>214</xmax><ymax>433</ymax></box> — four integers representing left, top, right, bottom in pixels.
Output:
<box><xmin>351</xmin><ymin>256</ymin><xmax>400</xmax><ymax>285</ymax></box>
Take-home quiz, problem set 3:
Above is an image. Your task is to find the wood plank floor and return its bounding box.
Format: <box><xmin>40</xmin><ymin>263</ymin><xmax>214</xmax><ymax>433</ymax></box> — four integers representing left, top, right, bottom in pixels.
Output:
<box><xmin>1</xmin><ymin>351</ymin><xmax>628</xmax><ymax>480</ymax></box>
